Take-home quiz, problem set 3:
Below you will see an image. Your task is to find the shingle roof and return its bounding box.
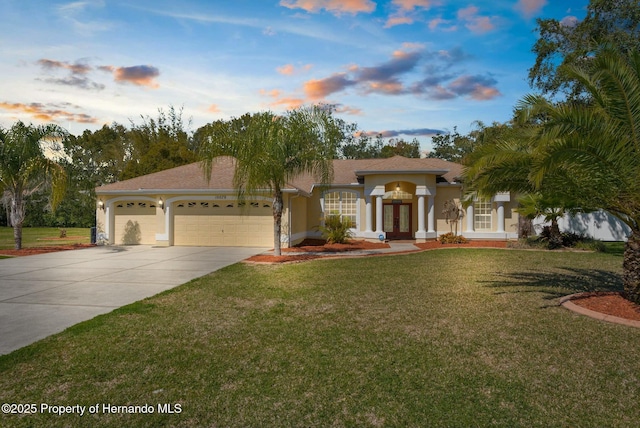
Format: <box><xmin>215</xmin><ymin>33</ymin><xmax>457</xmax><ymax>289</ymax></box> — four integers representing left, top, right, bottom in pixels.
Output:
<box><xmin>95</xmin><ymin>155</ymin><xmax>463</xmax><ymax>194</ymax></box>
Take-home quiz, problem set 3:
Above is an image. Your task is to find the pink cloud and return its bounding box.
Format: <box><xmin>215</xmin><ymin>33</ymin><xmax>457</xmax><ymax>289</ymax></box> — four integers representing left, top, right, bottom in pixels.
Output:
<box><xmin>207</xmin><ymin>104</ymin><xmax>221</xmax><ymax>113</ymax></box>
<box><xmin>276</xmin><ymin>64</ymin><xmax>313</xmax><ymax>75</ymax></box>
<box><xmin>112</xmin><ymin>65</ymin><xmax>160</xmax><ymax>88</ymax></box>
<box><xmin>457</xmin><ymin>5</ymin><xmax>496</xmax><ymax>33</ymax></box>
<box><xmin>514</xmin><ymin>0</ymin><xmax>547</xmax><ymax>18</ymax></box>
<box><xmin>0</xmin><ymin>101</ymin><xmax>99</xmax><ymax>124</ymax></box>
<box><xmin>279</xmin><ymin>0</ymin><xmax>375</xmax><ymax>15</ymax></box>
<box><xmin>37</xmin><ymin>59</ymin><xmax>92</xmax><ymax>75</ymax></box>
<box><xmin>303</xmin><ymin>73</ymin><xmax>355</xmax><ymax>99</ymax></box>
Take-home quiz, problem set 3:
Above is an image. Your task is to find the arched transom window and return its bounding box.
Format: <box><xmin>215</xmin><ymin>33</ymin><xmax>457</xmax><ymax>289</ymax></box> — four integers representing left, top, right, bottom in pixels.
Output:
<box><xmin>323</xmin><ymin>191</ymin><xmax>357</xmax><ymax>226</ymax></box>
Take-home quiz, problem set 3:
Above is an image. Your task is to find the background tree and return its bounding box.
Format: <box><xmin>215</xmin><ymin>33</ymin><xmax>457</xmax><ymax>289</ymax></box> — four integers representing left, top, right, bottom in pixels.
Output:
<box><xmin>380</xmin><ymin>138</ymin><xmax>421</xmax><ymax>158</ymax></box>
<box><xmin>0</xmin><ymin>122</ymin><xmax>68</xmax><ymax>249</ymax></box>
<box><xmin>121</xmin><ymin>106</ymin><xmax>197</xmax><ymax>180</ymax></box>
<box><xmin>199</xmin><ymin>105</ymin><xmax>346</xmax><ymax>255</ymax></box>
<box><xmin>529</xmin><ymin>0</ymin><xmax>640</xmax><ymax>98</ymax></box>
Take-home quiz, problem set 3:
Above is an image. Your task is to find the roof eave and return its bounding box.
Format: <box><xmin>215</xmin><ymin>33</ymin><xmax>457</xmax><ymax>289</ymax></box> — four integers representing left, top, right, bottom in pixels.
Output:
<box><xmin>354</xmin><ymin>169</ymin><xmax>450</xmax><ymax>176</ymax></box>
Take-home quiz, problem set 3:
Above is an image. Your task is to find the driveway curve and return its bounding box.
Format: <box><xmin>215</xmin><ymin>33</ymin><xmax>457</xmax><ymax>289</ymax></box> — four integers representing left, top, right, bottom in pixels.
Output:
<box><xmin>0</xmin><ymin>245</ymin><xmax>266</xmax><ymax>355</ymax></box>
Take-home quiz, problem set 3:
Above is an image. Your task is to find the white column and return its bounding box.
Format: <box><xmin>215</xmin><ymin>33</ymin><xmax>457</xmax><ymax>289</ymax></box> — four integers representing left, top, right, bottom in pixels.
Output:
<box><xmin>375</xmin><ymin>196</ymin><xmax>383</xmax><ymax>233</ymax></box>
<box><xmin>427</xmin><ymin>195</ymin><xmax>435</xmax><ymax>233</ymax></box>
<box><xmin>466</xmin><ymin>204</ymin><xmax>474</xmax><ymax>232</ymax></box>
<box><xmin>106</xmin><ymin>203</ymin><xmax>115</xmax><ymax>244</ymax></box>
<box><xmin>417</xmin><ymin>195</ymin><xmax>426</xmax><ymax>233</ymax></box>
<box><xmin>365</xmin><ymin>195</ymin><xmax>373</xmax><ymax>233</ymax></box>
<box><xmin>497</xmin><ymin>201</ymin><xmax>505</xmax><ymax>233</ymax></box>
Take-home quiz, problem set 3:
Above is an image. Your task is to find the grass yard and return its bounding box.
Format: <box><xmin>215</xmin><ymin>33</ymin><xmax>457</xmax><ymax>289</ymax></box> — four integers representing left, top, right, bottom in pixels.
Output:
<box><xmin>0</xmin><ymin>227</ymin><xmax>91</xmax><ymax>250</ymax></box>
<box><xmin>1</xmin><ymin>249</ymin><xmax>639</xmax><ymax>427</ymax></box>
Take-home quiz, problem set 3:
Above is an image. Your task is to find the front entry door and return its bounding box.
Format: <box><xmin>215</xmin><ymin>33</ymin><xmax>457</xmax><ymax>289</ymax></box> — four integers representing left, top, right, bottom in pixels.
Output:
<box><xmin>384</xmin><ymin>203</ymin><xmax>412</xmax><ymax>239</ymax></box>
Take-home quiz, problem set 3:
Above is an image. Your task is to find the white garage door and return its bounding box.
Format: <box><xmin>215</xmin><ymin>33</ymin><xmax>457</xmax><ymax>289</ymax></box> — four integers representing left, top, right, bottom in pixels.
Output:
<box><xmin>113</xmin><ymin>201</ymin><xmax>157</xmax><ymax>245</ymax></box>
<box><xmin>173</xmin><ymin>200</ymin><xmax>273</xmax><ymax>247</ymax></box>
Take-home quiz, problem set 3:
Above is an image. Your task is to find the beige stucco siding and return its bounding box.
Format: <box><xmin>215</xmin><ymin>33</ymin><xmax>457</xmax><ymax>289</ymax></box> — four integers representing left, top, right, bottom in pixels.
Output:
<box><xmin>173</xmin><ymin>201</ymin><xmax>272</xmax><ymax>247</ymax></box>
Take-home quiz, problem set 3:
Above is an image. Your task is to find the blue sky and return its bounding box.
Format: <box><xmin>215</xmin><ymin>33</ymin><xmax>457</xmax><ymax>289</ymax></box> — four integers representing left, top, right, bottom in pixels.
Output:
<box><xmin>0</xmin><ymin>0</ymin><xmax>587</xmax><ymax>151</ymax></box>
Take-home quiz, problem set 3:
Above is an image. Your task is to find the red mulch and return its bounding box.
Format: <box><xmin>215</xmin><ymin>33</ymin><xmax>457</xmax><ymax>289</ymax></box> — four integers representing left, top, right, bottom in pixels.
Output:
<box><xmin>284</xmin><ymin>239</ymin><xmax>390</xmax><ymax>253</ymax></box>
<box><xmin>414</xmin><ymin>240</ymin><xmax>508</xmax><ymax>250</ymax></box>
<box><xmin>570</xmin><ymin>292</ymin><xmax>640</xmax><ymax>322</ymax></box>
<box><xmin>0</xmin><ymin>243</ymin><xmax>96</xmax><ymax>257</ymax></box>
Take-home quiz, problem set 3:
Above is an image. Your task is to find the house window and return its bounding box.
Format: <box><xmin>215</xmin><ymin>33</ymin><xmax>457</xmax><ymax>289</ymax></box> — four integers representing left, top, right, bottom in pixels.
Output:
<box><xmin>324</xmin><ymin>191</ymin><xmax>357</xmax><ymax>226</ymax></box>
<box><xmin>474</xmin><ymin>199</ymin><xmax>492</xmax><ymax>230</ymax></box>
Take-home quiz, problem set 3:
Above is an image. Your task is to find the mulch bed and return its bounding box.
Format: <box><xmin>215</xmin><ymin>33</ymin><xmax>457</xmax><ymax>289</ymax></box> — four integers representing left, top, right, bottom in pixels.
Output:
<box><xmin>0</xmin><ymin>243</ymin><xmax>96</xmax><ymax>257</ymax></box>
<box><xmin>414</xmin><ymin>240</ymin><xmax>508</xmax><ymax>250</ymax></box>
<box><xmin>569</xmin><ymin>292</ymin><xmax>640</xmax><ymax>322</ymax></box>
<box><xmin>283</xmin><ymin>239</ymin><xmax>390</xmax><ymax>253</ymax></box>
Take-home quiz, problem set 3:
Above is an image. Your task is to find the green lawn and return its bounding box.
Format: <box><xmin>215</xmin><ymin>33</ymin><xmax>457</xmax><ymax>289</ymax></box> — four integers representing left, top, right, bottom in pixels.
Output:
<box><xmin>1</xmin><ymin>249</ymin><xmax>638</xmax><ymax>427</ymax></box>
<box><xmin>0</xmin><ymin>227</ymin><xmax>91</xmax><ymax>250</ymax></box>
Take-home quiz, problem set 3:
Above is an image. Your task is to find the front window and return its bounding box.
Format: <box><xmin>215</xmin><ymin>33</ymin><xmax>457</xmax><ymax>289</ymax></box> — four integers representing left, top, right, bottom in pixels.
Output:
<box><xmin>474</xmin><ymin>199</ymin><xmax>492</xmax><ymax>230</ymax></box>
<box><xmin>324</xmin><ymin>191</ymin><xmax>357</xmax><ymax>227</ymax></box>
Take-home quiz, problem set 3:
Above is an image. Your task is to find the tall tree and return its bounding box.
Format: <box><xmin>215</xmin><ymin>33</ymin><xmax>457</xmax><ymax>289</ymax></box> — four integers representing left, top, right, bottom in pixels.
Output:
<box><xmin>121</xmin><ymin>106</ymin><xmax>198</xmax><ymax>180</ymax></box>
<box><xmin>199</xmin><ymin>105</ymin><xmax>345</xmax><ymax>255</ymax></box>
<box><xmin>470</xmin><ymin>46</ymin><xmax>640</xmax><ymax>303</ymax></box>
<box><xmin>529</xmin><ymin>0</ymin><xmax>640</xmax><ymax>97</ymax></box>
<box><xmin>0</xmin><ymin>122</ymin><xmax>68</xmax><ymax>249</ymax></box>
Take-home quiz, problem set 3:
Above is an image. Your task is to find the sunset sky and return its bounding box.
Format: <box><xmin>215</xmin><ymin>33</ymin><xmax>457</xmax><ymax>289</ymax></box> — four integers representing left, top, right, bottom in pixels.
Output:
<box><xmin>1</xmin><ymin>0</ymin><xmax>587</xmax><ymax>151</ymax></box>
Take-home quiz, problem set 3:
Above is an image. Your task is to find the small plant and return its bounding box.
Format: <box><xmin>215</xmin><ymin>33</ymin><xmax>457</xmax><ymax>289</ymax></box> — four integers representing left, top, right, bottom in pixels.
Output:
<box><xmin>59</xmin><ymin>228</ymin><xmax>67</xmax><ymax>238</ymax></box>
<box><xmin>438</xmin><ymin>232</ymin><xmax>468</xmax><ymax>244</ymax></box>
<box><xmin>319</xmin><ymin>213</ymin><xmax>353</xmax><ymax>244</ymax></box>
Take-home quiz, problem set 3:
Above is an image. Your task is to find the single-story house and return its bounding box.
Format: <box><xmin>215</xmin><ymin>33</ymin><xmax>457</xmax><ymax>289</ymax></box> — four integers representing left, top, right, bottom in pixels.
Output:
<box><xmin>95</xmin><ymin>155</ymin><xmax>519</xmax><ymax>247</ymax></box>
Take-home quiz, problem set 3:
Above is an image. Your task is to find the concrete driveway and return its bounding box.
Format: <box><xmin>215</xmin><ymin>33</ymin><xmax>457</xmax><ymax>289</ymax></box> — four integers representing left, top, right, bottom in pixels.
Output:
<box><xmin>0</xmin><ymin>245</ymin><xmax>266</xmax><ymax>355</ymax></box>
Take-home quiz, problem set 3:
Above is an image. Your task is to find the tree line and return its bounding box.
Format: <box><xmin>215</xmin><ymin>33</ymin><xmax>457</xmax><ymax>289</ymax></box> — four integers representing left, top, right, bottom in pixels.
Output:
<box><xmin>0</xmin><ymin>106</ymin><xmax>420</xmax><ymax>230</ymax></box>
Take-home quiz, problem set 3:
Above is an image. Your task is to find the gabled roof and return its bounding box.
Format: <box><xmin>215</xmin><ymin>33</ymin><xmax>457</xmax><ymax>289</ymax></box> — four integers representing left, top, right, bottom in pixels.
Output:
<box><xmin>95</xmin><ymin>155</ymin><xmax>463</xmax><ymax>195</ymax></box>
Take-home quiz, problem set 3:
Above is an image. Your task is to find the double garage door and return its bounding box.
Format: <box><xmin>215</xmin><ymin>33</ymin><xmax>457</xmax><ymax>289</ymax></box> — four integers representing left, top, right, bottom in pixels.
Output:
<box><xmin>173</xmin><ymin>200</ymin><xmax>273</xmax><ymax>247</ymax></box>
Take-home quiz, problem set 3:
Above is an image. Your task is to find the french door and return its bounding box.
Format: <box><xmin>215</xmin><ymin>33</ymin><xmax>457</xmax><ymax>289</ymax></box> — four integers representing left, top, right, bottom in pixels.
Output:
<box><xmin>383</xmin><ymin>203</ymin><xmax>412</xmax><ymax>239</ymax></box>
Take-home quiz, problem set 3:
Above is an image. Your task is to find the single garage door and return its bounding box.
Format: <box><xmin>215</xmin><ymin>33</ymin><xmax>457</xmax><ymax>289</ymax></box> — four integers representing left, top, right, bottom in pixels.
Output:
<box><xmin>113</xmin><ymin>201</ymin><xmax>157</xmax><ymax>245</ymax></box>
<box><xmin>173</xmin><ymin>200</ymin><xmax>273</xmax><ymax>247</ymax></box>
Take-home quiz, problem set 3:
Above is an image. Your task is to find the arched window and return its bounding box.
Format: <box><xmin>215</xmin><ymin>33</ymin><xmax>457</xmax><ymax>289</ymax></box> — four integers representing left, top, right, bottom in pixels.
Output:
<box><xmin>324</xmin><ymin>191</ymin><xmax>357</xmax><ymax>226</ymax></box>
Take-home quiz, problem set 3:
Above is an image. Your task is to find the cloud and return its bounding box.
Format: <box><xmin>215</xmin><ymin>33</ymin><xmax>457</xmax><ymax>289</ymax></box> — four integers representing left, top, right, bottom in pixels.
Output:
<box><xmin>514</xmin><ymin>0</ymin><xmax>547</xmax><ymax>18</ymax></box>
<box><xmin>40</xmin><ymin>76</ymin><xmax>105</xmax><ymax>91</ymax></box>
<box><xmin>108</xmin><ymin>65</ymin><xmax>160</xmax><ymax>88</ymax></box>
<box><xmin>448</xmin><ymin>75</ymin><xmax>501</xmax><ymax>100</ymax></box>
<box><xmin>457</xmin><ymin>6</ymin><xmax>496</xmax><ymax>33</ymax></box>
<box><xmin>260</xmin><ymin>89</ymin><xmax>306</xmax><ymax>110</ymax></box>
<box><xmin>429</xmin><ymin>17</ymin><xmax>456</xmax><ymax>31</ymax></box>
<box><xmin>304</xmin><ymin>73</ymin><xmax>356</xmax><ymax>99</ymax></box>
<box><xmin>207</xmin><ymin>104</ymin><xmax>221</xmax><ymax>113</ymax></box>
<box><xmin>37</xmin><ymin>58</ymin><xmax>105</xmax><ymax>90</ymax></box>
<box><xmin>385</xmin><ymin>0</ymin><xmax>437</xmax><ymax>27</ymax></box>
<box><xmin>279</xmin><ymin>0</ymin><xmax>375</xmax><ymax>15</ymax></box>
<box><xmin>267</xmin><ymin>44</ymin><xmax>499</xmax><ymax>107</ymax></box>
<box><xmin>0</xmin><ymin>101</ymin><xmax>99</xmax><ymax>124</ymax></box>
<box><xmin>334</xmin><ymin>104</ymin><xmax>362</xmax><ymax>115</ymax></box>
<box><xmin>277</xmin><ymin>64</ymin><xmax>313</xmax><ymax>75</ymax></box>
<box><xmin>560</xmin><ymin>15</ymin><xmax>579</xmax><ymax>27</ymax></box>
<box><xmin>362</xmin><ymin>128</ymin><xmax>444</xmax><ymax>137</ymax></box>
<box><xmin>38</xmin><ymin>59</ymin><xmax>92</xmax><ymax>75</ymax></box>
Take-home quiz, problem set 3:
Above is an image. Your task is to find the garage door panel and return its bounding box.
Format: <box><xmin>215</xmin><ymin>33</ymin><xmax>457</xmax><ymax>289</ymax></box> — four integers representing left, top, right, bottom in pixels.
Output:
<box><xmin>173</xmin><ymin>203</ymin><xmax>272</xmax><ymax>247</ymax></box>
<box><xmin>114</xmin><ymin>205</ymin><xmax>156</xmax><ymax>245</ymax></box>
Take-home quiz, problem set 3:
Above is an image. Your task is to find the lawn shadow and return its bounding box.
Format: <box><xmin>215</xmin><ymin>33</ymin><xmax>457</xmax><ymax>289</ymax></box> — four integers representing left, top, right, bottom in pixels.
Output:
<box><xmin>482</xmin><ymin>267</ymin><xmax>623</xmax><ymax>301</ymax></box>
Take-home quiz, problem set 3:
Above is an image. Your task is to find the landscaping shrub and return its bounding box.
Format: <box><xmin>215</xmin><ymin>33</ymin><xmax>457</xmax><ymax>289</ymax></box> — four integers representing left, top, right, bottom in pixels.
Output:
<box><xmin>438</xmin><ymin>232</ymin><xmax>468</xmax><ymax>244</ymax></box>
<box><xmin>319</xmin><ymin>213</ymin><xmax>353</xmax><ymax>244</ymax></box>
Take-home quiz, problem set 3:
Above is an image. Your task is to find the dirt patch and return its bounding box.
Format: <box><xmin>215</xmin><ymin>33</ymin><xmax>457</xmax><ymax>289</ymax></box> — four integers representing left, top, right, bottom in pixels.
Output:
<box><xmin>0</xmin><ymin>244</ymin><xmax>96</xmax><ymax>257</ymax></box>
<box><xmin>414</xmin><ymin>240</ymin><xmax>508</xmax><ymax>250</ymax></box>
<box><xmin>569</xmin><ymin>292</ymin><xmax>640</xmax><ymax>322</ymax></box>
<box><xmin>245</xmin><ymin>254</ymin><xmax>322</xmax><ymax>264</ymax></box>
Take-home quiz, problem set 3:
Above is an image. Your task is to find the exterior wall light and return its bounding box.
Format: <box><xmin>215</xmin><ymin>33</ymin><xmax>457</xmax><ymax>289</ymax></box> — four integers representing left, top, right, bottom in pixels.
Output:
<box><xmin>98</xmin><ymin>200</ymin><xmax>105</xmax><ymax>211</ymax></box>
<box><xmin>158</xmin><ymin>198</ymin><xmax>164</xmax><ymax>208</ymax></box>
<box><xmin>396</xmin><ymin>183</ymin><xmax>401</xmax><ymax>191</ymax></box>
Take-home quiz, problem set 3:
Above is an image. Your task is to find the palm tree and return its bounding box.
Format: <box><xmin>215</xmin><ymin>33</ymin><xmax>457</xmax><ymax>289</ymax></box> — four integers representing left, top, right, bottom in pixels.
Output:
<box><xmin>0</xmin><ymin>121</ymin><xmax>68</xmax><ymax>249</ymax></box>
<box><xmin>521</xmin><ymin>46</ymin><xmax>640</xmax><ymax>303</ymax></box>
<box><xmin>467</xmin><ymin>46</ymin><xmax>640</xmax><ymax>303</ymax></box>
<box><xmin>199</xmin><ymin>105</ymin><xmax>344</xmax><ymax>255</ymax></box>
